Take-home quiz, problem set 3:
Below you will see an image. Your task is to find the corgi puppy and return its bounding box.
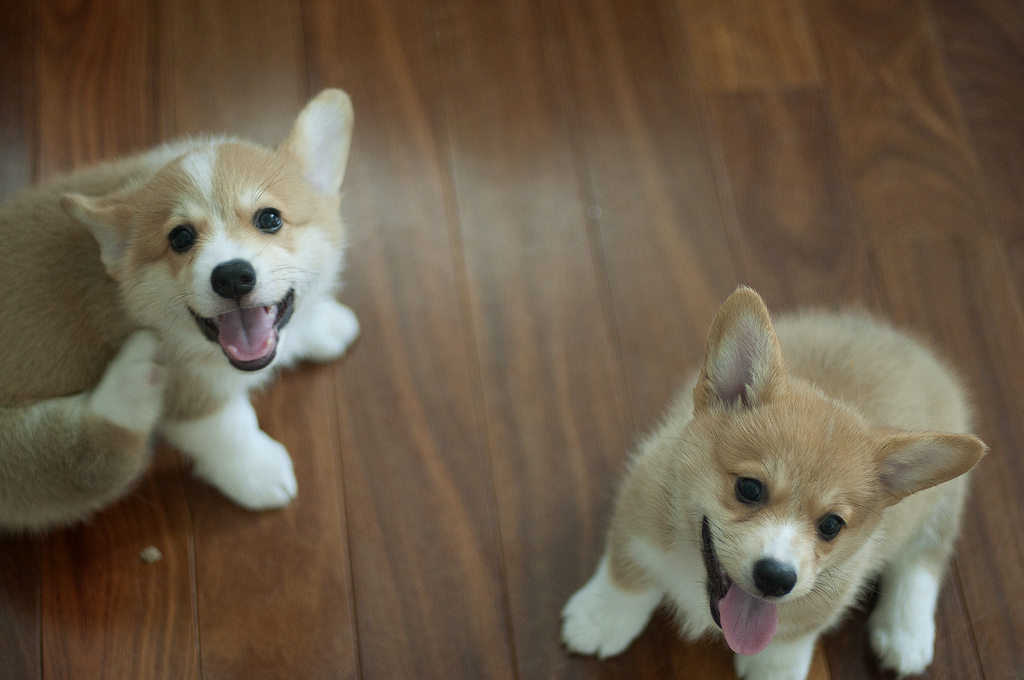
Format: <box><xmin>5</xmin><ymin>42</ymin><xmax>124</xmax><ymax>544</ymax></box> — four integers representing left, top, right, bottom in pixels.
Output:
<box><xmin>562</xmin><ymin>288</ymin><xmax>986</xmax><ymax>680</ymax></box>
<box><xmin>0</xmin><ymin>89</ymin><xmax>359</xmax><ymax>531</ymax></box>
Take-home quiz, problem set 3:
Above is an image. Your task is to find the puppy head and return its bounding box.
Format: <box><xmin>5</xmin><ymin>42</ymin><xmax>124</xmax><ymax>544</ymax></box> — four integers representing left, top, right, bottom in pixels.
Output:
<box><xmin>63</xmin><ymin>89</ymin><xmax>354</xmax><ymax>371</ymax></box>
<box><xmin>684</xmin><ymin>287</ymin><xmax>985</xmax><ymax>655</ymax></box>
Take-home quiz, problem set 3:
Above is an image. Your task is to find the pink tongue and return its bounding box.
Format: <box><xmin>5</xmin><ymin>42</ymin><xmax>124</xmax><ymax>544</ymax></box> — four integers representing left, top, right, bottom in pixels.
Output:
<box><xmin>217</xmin><ymin>306</ymin><xmax>276</xmax><ymax>362</ymax></box>
<box><xmin>719</xmin><ymin>583</ymin><xmax>778</xmax><ymax>656</ymax></box>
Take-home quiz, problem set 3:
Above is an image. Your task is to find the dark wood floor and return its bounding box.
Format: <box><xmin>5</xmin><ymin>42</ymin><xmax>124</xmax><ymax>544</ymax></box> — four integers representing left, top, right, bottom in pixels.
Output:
<box><xmin>0</xmin><ymin>0</ymin><xmax>1021</xmax><ymax>677</ymax></box>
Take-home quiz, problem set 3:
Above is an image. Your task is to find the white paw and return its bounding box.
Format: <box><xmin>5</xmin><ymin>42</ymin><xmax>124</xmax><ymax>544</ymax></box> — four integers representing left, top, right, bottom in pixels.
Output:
<box><xmin>868</xmin><ymin>566</ymin><xmax>939</xmax><ymax>678</ymax></box>
<box><xmin>291</xmin><ymin>299</ymin><xmax>359</xmax><ymax>363</ymax></box>
<box><xmin>561</xmin><ymin>558</ymin><xmax>661</xmax><ymax>658</ymax></box>
<box><xmin>89</xmin><ymin>330</ymin><xmax>165</xmax><ymax>433</ymax></box>
<box><xmin>195</xmin><ymin>432</ymin><xmax>298</xmax><ymax>510</ymax></box>
<box><xmin>734</xmin><ymin>637</ymin><xmax>816</xmax><ymax>680</ymax></box>
<box><xmin>869</xmin><ymin>604</ymin><xmax>935</xmax><ymax>677</ymax></box>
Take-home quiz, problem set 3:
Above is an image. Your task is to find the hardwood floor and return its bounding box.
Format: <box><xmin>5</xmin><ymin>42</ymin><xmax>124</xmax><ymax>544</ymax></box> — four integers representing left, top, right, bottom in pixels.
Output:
<box><xmin>0</xmin><ymin>0</ymin><xmax>1020</xmax><ymax>677</ymax></box>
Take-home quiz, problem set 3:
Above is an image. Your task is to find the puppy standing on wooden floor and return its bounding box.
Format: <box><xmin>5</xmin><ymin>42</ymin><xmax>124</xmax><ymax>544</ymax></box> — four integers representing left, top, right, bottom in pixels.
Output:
<box><xmin>562</xmin><ymin>287</ymin><xmax>986</xmax><ymax>680</ymax></box>
<box><xmin>0</xmin><ymin>89</ymin><xmax>359</xmax><ymax>531</ymax></box>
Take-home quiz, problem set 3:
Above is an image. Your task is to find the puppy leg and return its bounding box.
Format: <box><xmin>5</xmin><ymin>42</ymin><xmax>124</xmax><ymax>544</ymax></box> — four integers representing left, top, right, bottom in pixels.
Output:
<box><xmin>734</xmin><ymin>634</ymin><xmax>817</xmax><ymax>680</ymax></box>
<box><xmin>561</xmin><ymin>554</ymin><xmax>663</xmax><ymax>658</ymax></box>
<box><xmin>868</xmin><ymin>559</ymin><xmax>942</xmax><ymax>677</ymax></box>
<box><xmin>160</xmin><ymin>394</ymin><xmax>297</xmax><ymax>510</ymax></box>
<box><xmin>280</xmin><ymin>296</ymin><xmax>359</xmax><ymax>364</ymax></box>
<box><xmin>89</xmin><ymin>330</ymin><xmax>165</xmax><ymax>433</ymax></box>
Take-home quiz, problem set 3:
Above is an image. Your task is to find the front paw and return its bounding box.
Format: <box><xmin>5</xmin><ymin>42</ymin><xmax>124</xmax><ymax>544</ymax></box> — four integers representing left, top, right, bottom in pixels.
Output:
<box><xmin>196</xmin><ymin>432</ymin><xmax>298</xmax><ymax>510</ymax></box>
<box><xmin>292</xmin><ymin>299</ymin><xmax>360</xmax><ymax>363</ymax></box>
<box><xmin>561</xmin><ymin>559</ymin><xmax>661</xmax><ymax>658</ymax></box>
<box><xmin>868</xmin><ymin>603</ymin><xmax>935</xmax><ymax>677</ymax></box>
<box><xmin>90</xmin><ymin>330</ymin><xmax>166</xmax><ymax>433</ymax></box>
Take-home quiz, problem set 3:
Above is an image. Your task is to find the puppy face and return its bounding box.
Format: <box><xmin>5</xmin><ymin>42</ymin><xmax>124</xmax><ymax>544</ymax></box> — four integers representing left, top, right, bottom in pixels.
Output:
<box><xmin>688</xmin><ymin>389</ymin><xmax>884</xmax><ymax>607</ymax></box>
<box><xmin>65</xmin><ymin>90</ymin><xmax>354</xmax><ymax>371</ymax></box>
<box><xmin>121</xmin><ymin>142</ymin><xmax>342</xmax><ymax>370</ymax></box>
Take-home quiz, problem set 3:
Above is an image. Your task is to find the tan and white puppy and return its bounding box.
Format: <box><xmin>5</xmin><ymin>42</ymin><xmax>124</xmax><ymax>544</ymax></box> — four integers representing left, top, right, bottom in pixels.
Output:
<box><xmin>562</xmin><ymin>287</ymin><xmax>986</xmax><ymax>680</ymax></box>
<box><xmin>0</xmin><ymin>89</ymin><xmax>358</xmax><ymax>531</ymax></box>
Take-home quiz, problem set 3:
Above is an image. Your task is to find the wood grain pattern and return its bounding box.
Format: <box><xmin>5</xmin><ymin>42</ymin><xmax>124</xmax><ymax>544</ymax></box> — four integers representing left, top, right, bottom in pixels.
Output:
<box><xmin>426</xmin><ymin>0</ymin><xmax>635</xmax><ymax>676</ymax></box>
<box><xmin>676</xmin><ymin>0</ymin><xmax>821</xmax><ymax>90</ymax></box>
<box><xmin>36</xmin><ymin>0</ymin><xmax>158</xmax><ymax>177</ymax></box>
<box><xmin>302</xmin><ymin>0</ymin><xmax>515</xmax><ymax>676</ymax></box>
<box><xmin>188</xmin><ymin>368</ymin><xmax>356</xmax><ymax>680</ymax></box>
<box><xmin>0</xmin><ymin>0</ymin><xmax>34</xmax><ymax>202</ymax></box>
<box><xmin>703</xmin><ymin>88</ymin><xmax>879</xmax><ymax>312</ymax></box>
<box><xmin>931</xmin><ymin>0</ymin><xmax>1024</xmax><ymax>303</ymax></box>
<box><xmin>162</xmin><ymin>0</ymin><xmax>305</xmax><ymax>143</ymax></box>
<box><xmin>553</xmin><ymin>0</ymin><xmax>737</xmax><ymax>426</ymax></box>
<box><xmin>809</xmin><ymin>0</ymin><xmax>988</xmax><ymax>241</ymax></box>
<box><xmin>41</xmin><ymin>450</ymin><xmax>198</xmax><ymax>680</ymax></box>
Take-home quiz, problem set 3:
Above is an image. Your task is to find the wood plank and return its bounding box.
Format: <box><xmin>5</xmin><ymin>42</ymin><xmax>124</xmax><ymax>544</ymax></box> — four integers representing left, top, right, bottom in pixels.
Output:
<box><xmin>301</xmin><ymin>0</ymin><xmax>516</xmax><ymax>676</ymax></box>
<box><xmin>36</xmin><ymin>0</ymin><xmax>159</xmax><ymax>177</ymax></box>
<box><xmin>41</xmin><ymin>451</ymin><xmax>198</xmax><ymax>680</ymax></box>
<box><xmin>426</xmin><ymin>0</ymin><xmax>638</xmax><ymax>676</ymax></box>
<box><xmin>35</xmin><ymin>1</ymin><xmax>198</xmax><ymax>678</ymax></box>
<box><xmin>161</xmin><ymin>0</ymin><xmax>359</xmax><ymax>677</ymax></box>
<box><xmin>676</xmin><ymin>0</ymin><xmax>821</xmax><ymax>90</ymax></box>
<box><xmin>809</xmin><ymin>0</ymin><xmax>988</xmax><ymax>241</ymax></box>
<box><xmin>0</xmin><ymin>2</ymin><xmax>42</xmax><ymax>679</ymax></box>
<box><xmin>703</xmin><ymin>88</ymin><xmax>880</xmax><ymax>312</ymax></box>
<box><xmin>186</xmin><ymin>369</ymin><xmax>356</xmax><ymax>680</ymax></box>
<box><xmin>0</xmin><ymin>0</ymin><xmax>34</xmax><ymax>200</ymax></box>
<box><xmin>930</xmin><ymin>0</ymin><xmax>1024</xmax><ymax>300</ymax></box>
<box><xmin>163</xmin><ymin>0</ymin><xmax>305</xmax><ymax>143</ymax></box>
<box><xmin>554</xmin><ymin>0</ymin><xmax>737</xmax><ymax>424</ymax></box>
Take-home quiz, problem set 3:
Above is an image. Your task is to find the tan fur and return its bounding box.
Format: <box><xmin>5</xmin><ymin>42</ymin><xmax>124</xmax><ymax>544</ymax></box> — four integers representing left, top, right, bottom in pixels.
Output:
<box><xmin>566</xmin><ymin>287</ymin><xmax>986</xmax><ymax>674</ymax></box>
<box><xmin>0</xmin><ymin>90</ymin><xmax>355</xmax><ymax>530</ymax></box>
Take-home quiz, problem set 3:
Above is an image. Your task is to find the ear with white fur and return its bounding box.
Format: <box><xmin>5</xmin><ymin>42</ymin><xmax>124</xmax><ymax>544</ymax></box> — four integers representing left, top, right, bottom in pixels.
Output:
<box><xmin>61</xmin><ymin>192</ymin><xmax>133</xmax><ymax>277</ymax></box>
<box><xmin>281</xmin><ymin>89</ymin><xmax>354</xmax><ymax>195</ymax></box>
<box><xmin>876</xmin><ymin>431</ymin><xmax>986</xmax><ymax>504</ymax></box>
<box><xmin>693</xmin><ymin>287</ymin><xmax>786</xmax><ymax>411</ymax></box>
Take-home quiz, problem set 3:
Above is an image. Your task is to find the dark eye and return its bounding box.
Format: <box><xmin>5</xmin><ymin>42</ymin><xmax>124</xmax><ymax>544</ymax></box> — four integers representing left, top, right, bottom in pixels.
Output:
<box><xmin>818</xmin><ymin>514</ymin><xmax>845</xmax><ymax>540</ymax></box>
<box><xmin>168</xmin><ymin>225</ymin><xmax>196</xmax><ymax>253</ymax></box>
<box><xmin>254</xmin><ymin>208</ymin><xmax>282</xmax><ymax>233</ymax></box>
<box><xmin>736</xmin><ymin>477</ymin><xmax>763</xmax><ymax>504</ymax></box>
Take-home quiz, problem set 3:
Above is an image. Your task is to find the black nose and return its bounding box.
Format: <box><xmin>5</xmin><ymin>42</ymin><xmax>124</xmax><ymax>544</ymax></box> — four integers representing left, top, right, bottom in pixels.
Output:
<box><xmin>211</xmin><ymin>259</ymin><xmax>257</xmax><ymax>300</ymax></box>
<box><xmin>753</xmin><ymin>558</ymin><xmax>797</xmax><ymax>598</ymax></box>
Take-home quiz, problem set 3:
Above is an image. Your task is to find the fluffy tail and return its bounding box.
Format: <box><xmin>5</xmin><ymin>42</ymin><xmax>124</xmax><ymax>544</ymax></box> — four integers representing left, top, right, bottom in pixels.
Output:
<box><xmin>0</xmin><ymin>331</ymin><xmax>165</xmax><ymax>531</ymax></box>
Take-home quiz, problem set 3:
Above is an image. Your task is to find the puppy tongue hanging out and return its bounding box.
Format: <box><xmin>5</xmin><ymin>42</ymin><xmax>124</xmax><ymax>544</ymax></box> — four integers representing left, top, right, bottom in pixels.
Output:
<box><xmin>719</xmin><ymin>584</ymin><xmax>778</xmax><ymax>656</ymax></box>
<box><xmin>703</xmin><ymin>516</ymin><xmax>778</xmax><ymax>656</ymax></box>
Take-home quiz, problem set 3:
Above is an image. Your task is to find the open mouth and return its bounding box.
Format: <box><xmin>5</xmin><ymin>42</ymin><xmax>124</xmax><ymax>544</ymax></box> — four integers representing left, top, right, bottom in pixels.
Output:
<box><xmin>190</xmin><ymin>289</ymin><xmax>295</xmax><ymax>371</ymax></box>
<box><xmin>701</xmin><ymin>517</ymin><xmax>779</xmax><ymax>656</ymax></box>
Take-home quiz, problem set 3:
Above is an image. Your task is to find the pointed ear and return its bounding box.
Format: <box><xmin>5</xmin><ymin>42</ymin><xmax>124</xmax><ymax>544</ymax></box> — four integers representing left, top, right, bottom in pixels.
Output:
<box><xmin>61</xmin><ymin>192</ymin><xmax>133</xmax><ymax>276</ymax></box>
<box><xmin>280</xmin><ymin>88</ymin><xmax>354</xmax><ymax>195</ymax></box>
<box><xmin>693</xmin><ymin>287</ymin><xmax>786</xmax><ymax>411</ymax></box>
<box><xmin>876</xmin><ymin>431</ymin><xmax>986</xmax><ymax>504</ymax></box>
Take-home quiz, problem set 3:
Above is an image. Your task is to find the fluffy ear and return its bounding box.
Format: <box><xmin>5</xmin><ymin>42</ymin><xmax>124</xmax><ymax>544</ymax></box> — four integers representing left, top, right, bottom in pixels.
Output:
<box><xmin>693</xmin><ymin>287</ymin><xmax>786</xmax><ymax>411</ymax></box>
<box><xmin>876</xmin><ymin>431</ymin><xmax>987</xmax><ymax>504</ymax></box>
<box><xmin>61</xmin><ymin>192</ymin><xmax>133</xmax><ymax>277</ymax></box>
<box><xmin>280</xmin><ymin>88</ymin><xmax>354</xmax><ymax>195</ymax></box>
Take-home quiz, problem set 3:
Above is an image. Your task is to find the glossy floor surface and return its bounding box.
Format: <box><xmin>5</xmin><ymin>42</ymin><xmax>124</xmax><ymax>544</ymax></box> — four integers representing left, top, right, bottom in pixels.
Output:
<box><xmin>0</xmin><ymin>0</ymin><xmax>1021</xmax><ymax>677</ymax></box>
